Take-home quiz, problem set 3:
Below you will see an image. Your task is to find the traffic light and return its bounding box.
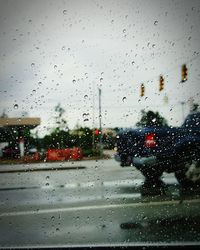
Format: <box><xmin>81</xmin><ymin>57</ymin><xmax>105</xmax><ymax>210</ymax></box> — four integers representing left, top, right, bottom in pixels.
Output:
<box><xmin>140</xmin><ymin>83</ymin><xmax>145</xmax><ymax>97</ymax></box>
<box><xmin>94</xmin><ymin>129</ymin><xmax>100</xmax><ymax>135</ymax></box>
<box><xmin>181</xmin><ymin>64</ymin><xmax>188</xmax><ymax>82</ymax></box>
<box><xmin>159</xmin><ymin>75</ymin><xmax>164</xmax><ymax>91</ymax></box>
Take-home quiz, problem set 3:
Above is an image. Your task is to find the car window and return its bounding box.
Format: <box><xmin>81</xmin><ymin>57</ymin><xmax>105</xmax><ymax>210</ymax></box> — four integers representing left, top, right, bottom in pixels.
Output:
<box><xmin>0</xmin><ymin>0</ymin><xmax>200</xmax><ymax>248</ymax></box>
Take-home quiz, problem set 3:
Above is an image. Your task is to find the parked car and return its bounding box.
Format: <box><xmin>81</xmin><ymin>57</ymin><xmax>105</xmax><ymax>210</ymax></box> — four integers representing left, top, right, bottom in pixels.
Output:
<box><xmin>2</xmin><ymin>146</ymin><xmax>20</xmax><ymax>158</ymax></box>
<box><xmin>115</xmin><ymin>112</ymin><xmax>200</xmax><ymax>188</ymax></box>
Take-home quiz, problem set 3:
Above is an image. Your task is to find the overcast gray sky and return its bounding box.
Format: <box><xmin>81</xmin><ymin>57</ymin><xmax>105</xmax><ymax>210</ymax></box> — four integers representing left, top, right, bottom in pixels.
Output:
<box><xmin>0</xmin><ymin>0</ymin><xmax>200</xmax><ymax>136</ymax></box>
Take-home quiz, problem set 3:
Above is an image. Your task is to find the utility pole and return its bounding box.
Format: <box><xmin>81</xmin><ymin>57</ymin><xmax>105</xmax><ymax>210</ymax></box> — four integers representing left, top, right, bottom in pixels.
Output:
<box><xmin>92</xmin><ymin>81</ymin><xmax>95</xmax><ymax>154</ymax></box>
<box><xmin>98</xmin><ymin>88</ymin><xmax>103</xmax><ymax>157</ymax></box>
<box><xmin>180</xmin><ymin>101</ymin><xmax>185</xmax><ymax>122</ymax></box>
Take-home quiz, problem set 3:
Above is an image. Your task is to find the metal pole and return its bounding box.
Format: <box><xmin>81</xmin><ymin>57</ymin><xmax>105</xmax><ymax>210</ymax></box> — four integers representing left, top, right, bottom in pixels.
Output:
<box><xmin>92</xmin><ymin>81</ymin><xmax>95</xmax><ymax>154</ymax></box>
<box><xmin>98</xmin><ymin>88</ymin><xmax>103</xmax><ymax>157</ymax></box>
<box><xmin>180</xmin><ymin>101</ymin><xmax>185</xmax><ymax>122</ymax></box>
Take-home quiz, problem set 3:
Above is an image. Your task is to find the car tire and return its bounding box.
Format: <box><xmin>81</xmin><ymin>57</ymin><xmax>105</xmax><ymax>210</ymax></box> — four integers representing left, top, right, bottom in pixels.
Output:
<box><xmin>140</xmin><ymin>167</ymin><xmax>166</xmax><ymax>196</ymax></box>
<box><xmin>175</xmin><ymin>159</ymin><xmax>200</xmax><ymax>188</ymax></box>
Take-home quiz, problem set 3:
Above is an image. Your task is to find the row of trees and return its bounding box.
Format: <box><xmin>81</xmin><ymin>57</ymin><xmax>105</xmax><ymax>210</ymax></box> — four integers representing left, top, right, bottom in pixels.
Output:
<box><xmin>2</xmin><ymin>102</ymin><xmax>199</xmax><ymax>157</ymax></box>
<box><xmin>30</xmin><ymin>104</ymin><xmax>168</xmax><ymax>155</ymax></box>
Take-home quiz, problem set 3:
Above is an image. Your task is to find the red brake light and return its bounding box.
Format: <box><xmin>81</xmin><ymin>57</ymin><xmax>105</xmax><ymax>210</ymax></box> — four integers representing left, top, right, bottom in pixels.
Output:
<box><xmin>145</xmin><ymin>133</ymin><xmax>157</xmax><ymax>148</ymax></box>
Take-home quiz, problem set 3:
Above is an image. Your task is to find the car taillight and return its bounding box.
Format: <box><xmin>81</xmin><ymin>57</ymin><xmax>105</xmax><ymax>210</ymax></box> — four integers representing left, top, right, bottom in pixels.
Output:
<box><xmin>144</xmin><ymin>133</ymin><xmax>157</xmax><ymax>148</ymax></box>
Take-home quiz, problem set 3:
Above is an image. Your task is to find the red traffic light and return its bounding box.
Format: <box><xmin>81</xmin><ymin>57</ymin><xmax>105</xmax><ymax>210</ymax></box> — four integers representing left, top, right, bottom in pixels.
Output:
<box><xmin>95</xmin><ymin>129</ymin><xmax>100</xmax><ymax>135</ymax></box>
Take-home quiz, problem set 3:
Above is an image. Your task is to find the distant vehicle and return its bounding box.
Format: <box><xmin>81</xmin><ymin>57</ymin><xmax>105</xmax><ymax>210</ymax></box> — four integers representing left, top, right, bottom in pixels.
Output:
<box><xmin>2</xmin><ymin>145</ymin><xmax>38</xmax><ymax>158</ymax></box>
<box><xmin>115</xmin><ymin>112</ymin><xmax>200</xmax><ymax>188</ymax></box>
<box><xmin>2</xmin><ymin>146</ymin><xmax>20</xmax><ymax>158</ymax></box>
<box><xmin>27</xmin><ymin>146</ymin><xmax>37</xmax><ymax>155</ymax></box>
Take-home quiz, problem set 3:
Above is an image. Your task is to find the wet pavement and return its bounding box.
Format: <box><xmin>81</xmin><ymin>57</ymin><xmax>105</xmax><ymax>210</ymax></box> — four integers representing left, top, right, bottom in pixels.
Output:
<box><xmin>0</xmin><ymin>157</ymin><xmax>200</xmax><ymax>248</ymax></box>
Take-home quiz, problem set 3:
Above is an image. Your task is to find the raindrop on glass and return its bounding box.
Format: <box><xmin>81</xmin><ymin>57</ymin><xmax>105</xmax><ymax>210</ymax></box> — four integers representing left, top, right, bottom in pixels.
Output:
<box><xmin>72</xmin><ymin>79</ymin><xmax>76</xmax><ymax>84</ymax></box>
<box><xmin>122</xmin><ymin>97</ymin><xmax>127</xmax><ymax>102</ymax></box>
<box><xmin>63</xmin><ymin>10</ymin><xmax>67</xmax><ymax>15</ymax></box>
<box><xmin>154</xmin><ymin>21</ymin><xmax>158</xmax><ymax>25</ymax></box>
<box><xmin>14</xmin><ymin>104</ymin><xmax>18</xmax><ymax>109</ymax></box>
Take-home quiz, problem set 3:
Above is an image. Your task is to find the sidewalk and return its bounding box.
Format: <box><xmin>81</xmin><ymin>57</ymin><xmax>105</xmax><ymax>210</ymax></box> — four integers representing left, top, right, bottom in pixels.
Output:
<box><xmin>0</xmin><ymin>150</ymin><xmax>113</xmax><ymax>173</ymax></box>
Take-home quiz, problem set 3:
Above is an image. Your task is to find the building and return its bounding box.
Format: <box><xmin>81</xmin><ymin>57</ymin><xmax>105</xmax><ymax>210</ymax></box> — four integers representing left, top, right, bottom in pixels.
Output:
<box><xmin>0</xmin><ymin>117</ymin><xmax>40</xmax><ymax>157</ymax></box>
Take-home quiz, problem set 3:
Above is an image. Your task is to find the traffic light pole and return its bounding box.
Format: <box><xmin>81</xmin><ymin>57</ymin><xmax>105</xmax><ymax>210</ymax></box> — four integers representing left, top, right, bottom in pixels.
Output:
<box><xmin>98</xmin><ymin>88</ymin><xmax>103</xmax><ymax>157</ymax></box>
<box><xmin>180</xmin><ymin>101</ymin><xmax>185</xmax><ymax>122</ymax></box>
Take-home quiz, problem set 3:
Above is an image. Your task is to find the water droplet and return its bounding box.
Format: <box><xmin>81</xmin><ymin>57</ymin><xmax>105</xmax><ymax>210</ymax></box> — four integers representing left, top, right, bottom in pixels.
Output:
<box><xmin>54</xmin><ymin>65</ymin><xmax>57</xmax><ymax>69</ymax></box>
<box><xmin>84</xmin><ymin>94</ymin><xmax>88</xmax><ymax>99</ymax></box>
<box><xmin>82</xmin><ymin>113</ymin><xmax>89</xmax><ymax>118</ymax></box>
<box><xmin>72</xmin><ymin>79</ymin><xmax>76</xmax><ymax>84</ymax></box>
<box><xmin>51</xmin><ymin>216</ymin><xmax>55</xmax><ymax>220</ymax></box>
<box><xmin>62</xmin><ymin>46</ymin><xmax>65</xmax><ymax>50</ymax></box>
<box><xmin>46</xmin><ymin>176</ymin><xmax>50</xmax><ymax>180</ymax></box>
<box><xmin>100</xmin><ymin>78</ymin><xmax>103</xmax><ymax>82</ymax></box>
<box><xmin>56</xmin><ymin>228</ymin><xmax>60</xmax><ymax>231</ymax></box>
<box><xmin>84</xmin><ymin>118</ymin><xmax>89</xmax><ymax>122</ymax></box>
<box><xmin>31</xmin><ymin>63</ymin><xmax>35</xmax><ymax>67</ymax></box>
<box><xmin>123</xmin><ymin>29</ymin><xmax>126</xmax><ymax>33</ymax></box>
<box><xmin>46</xmin><ymin>183</ymin><xmax>49</xmax><ymax>186</ymax></box>
<box><xmin>122</xmin><ymin>97</ymin><xmax>127</xmax><ymax>102</ymax></box>
<box><xmin>152</xmin><ymin>44</ymin><xmax>156</xmax><ymax>48</ymax></box>
<box><xmin>14</xmin><ymin>104</ymin><xmax>18</xmax><ymax>109</ymax></box>
<box><xmin>154</xmin><ymin>20</ymin><xmax>158</xmax><ymax>25</ymax></box>
<box><xmin>63</xmin><ymin>10</ymin><xmax>67</xmax><ymax>15</ymax></box>
<box><xmin>68</xmin><ymin>48</ymin><xmax>70</xmax><ymax>51</ymax></box>
<box><xmin>38</xmin><ymin>81</ymin><xmax>42</xmax><ymax>86</ymax></box>
<box><xmin>131</xmin><ymin>61</ymin><xmax>135</xmax><ymax>65</ymax></box>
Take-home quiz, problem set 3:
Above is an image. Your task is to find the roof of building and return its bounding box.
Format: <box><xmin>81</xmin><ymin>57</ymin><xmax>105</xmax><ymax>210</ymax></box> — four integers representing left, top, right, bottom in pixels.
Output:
<box><xmin>0</xmin><ymin>117</ymin><xmax>40</xmax><ymax>128</ymax></box>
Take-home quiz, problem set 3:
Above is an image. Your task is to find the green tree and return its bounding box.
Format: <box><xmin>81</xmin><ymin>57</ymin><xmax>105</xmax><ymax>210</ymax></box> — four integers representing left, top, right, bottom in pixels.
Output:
<box><xmin>136</xmin><ymin>110</ymin><xmax>168</xmax><ymax>127</ymax></box>
<box><xmin>54</xmin><ymin>103</ymin><xmax>68</xmax><ymax>132</ymax></box>
<box><xmin>42</xmin><ymin>104</ymin><xmax>69</xmax><ymax>149</ymax></box>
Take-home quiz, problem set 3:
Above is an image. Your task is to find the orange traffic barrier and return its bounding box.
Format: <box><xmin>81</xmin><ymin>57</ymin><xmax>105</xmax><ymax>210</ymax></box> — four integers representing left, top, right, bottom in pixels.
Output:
<box><xmin>71</xmin><ymin>147</ymin><xmax>83</xmax><ymax>160</ymax></box>
<box><xmin>46</xmin><ymin>148</ymin><xmax>83</xmax><ymax>161</ymax></box>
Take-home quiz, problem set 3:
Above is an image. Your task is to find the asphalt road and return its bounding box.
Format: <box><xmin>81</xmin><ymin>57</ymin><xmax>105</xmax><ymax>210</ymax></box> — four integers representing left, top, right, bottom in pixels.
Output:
<box><xmin>0</xmin><ymin>154</ymin><xmax>200</xmax><ymax>248</ymax></box>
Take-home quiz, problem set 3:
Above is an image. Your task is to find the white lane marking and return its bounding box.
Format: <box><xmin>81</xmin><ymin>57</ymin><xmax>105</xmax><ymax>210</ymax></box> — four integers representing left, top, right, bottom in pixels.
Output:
<box><xmin>64</xmin><ymin>183</ymin><xmax>78</xmax><ymax>188</ymax></box>
<box><xmin>0</xmin><ymin>177</ymin><xmax>179</xmax><ymax>191</ymax></box>
<box><xmin>80</xmin><ymin>181</ymin><xmax>96</xmax><ymax>188</ymax></box>
<box><xmin>103</xmin><ymin>179</ymin><xmax>143</xmax><ymax>187</ymax></box>
<box><xmin>1</xmin><ymin>198</ymin><xmax>200</xmax><ymax>217</ymax></box>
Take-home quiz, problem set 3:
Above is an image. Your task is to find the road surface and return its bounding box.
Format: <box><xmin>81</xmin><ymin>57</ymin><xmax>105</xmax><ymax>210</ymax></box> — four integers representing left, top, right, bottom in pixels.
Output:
<box><xmin>0</xmin><ymin>154</ymin><xmax>200</xmax><ymax>247</ymax></box>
